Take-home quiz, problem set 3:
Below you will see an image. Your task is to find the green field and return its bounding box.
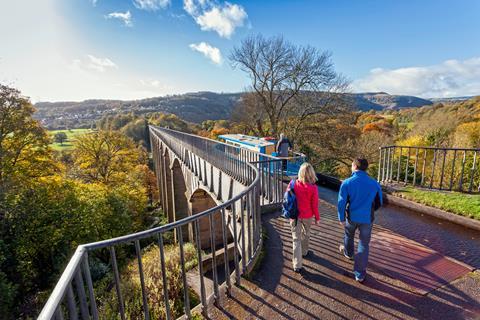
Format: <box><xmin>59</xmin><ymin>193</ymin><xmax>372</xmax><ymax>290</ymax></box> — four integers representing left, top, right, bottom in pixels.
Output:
<box><xmin>49</xmin><ymin>129</ymin><xmax>92</xmax><ymax>151</ymax></box>
<box><xmin>394</xmin><ymin>186</ymin><xmax>480</xmax><ymax>220</ymax></box>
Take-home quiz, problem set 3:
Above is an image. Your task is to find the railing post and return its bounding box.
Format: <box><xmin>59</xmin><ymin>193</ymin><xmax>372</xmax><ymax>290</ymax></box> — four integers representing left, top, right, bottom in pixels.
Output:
<box><xmin>421</xmin><ymin>148</ymin><xmax>427</xmax><ymax>186</ymax></box>
<box><xmin>385</xmin><ymin>147</ymin><xmax>391</xmax><ymax>182</ymax></box>
<box><xmin>449</xmin><ymin>150</ymin><xmax>457</xmax><ymax>191</ymax></box>
<box><xmin>430</xmin><ymin>149</ymin><xmax>438</xmax><ymax>189</ymax></box>
<box><xmin>397</xmin><ymin>147</ymin><xmax>402</xmax><ymax>183</ymax></box>
<box><xmin>231</xmin><ymin>203</ymin><xmax>241</xmax><ymax>286</ymax></box>
<box><xmin>110</xmin><ymin>247</ymin><xmax>126</xmax><ymax>320</ymax></box>
<box><xmin>193</xmin><ymin>221</ymin><xmax>207</xmax><ymax>314</ymax></box>
<box><xmin>378</xmin><ymin>147</ymin><xmax>382</xmax><ymax>181</ymax></box>
<box><xmin>220</xmin><ymin>208</ymin><xmax>232</xmax><ymax>297</ymax></box>
<box><xmin>389</xmin><ymin>147</ymin><xmax>395</xmax><ymax>181</ymax></box>
<box><xmin>469</xmin><ymin>151</ymin><xmax>477</xmax><ymax>193</ymax></box>
<box><xmin>208</xmin><ymin>214</ymin><xmax>220</xmax><ymax>306</ymax></box>
<box><xmin>404</xmin><ymin>147</ymin><xmax>411</xmax><ymax>185</ymax></box>
<box><xmin>177</xmin><ymin>227</ymin><xmax>191</xmax><ymax>319</ymax></box>
<box><xmin>439</xmin><ymin>149</ymin><xmax>447</xmax><ymax>190</ymax></box>
<box><xmin>135</xmin><ymin>240</ymin><xmax>150</xmax><ymax>320</ymax></box>
<box><xmin>82</xmin><ymin>252</ymin><xmax>98</xmax><ymax>320</ymax></box>
<box><xmin>459</xmin><ymin>150</ymin><xmax>467</xmax><ymax>191</ymax></box>
<box><xmin>413</xmin><ymin>148</ymin><xmax>419</xmax><ymax>186</ymax></box>
<box><xmin>157</xmin><ymin>234</ymin><xmax>172</xmax><ymax>320</ymax></box>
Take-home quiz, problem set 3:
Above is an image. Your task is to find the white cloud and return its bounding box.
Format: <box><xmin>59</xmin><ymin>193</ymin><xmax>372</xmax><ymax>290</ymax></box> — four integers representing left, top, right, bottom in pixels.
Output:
<box><xmin>183</xmin><ymin>0</ymin><xmax>247</xmax><ymax>38</ymax></box>
<box><xmin>91</xmin><ymin>0</ymin><xmax>98</xmax><ymax>6</ymax></box>
<box><xmin>105</xmin><ymin>11</ymin><xmax>133</xmax><ymax>27</ymax></box>
<box><xmin>353</xmin><ymin>57</ymin><xmax>480</xmax><ymax>98</ymax></box>
<box><xmin>133</xmin><ymin>0</ymin><xmax>170</xmax><ymax>11</ymax></box>
<box><xmin>189</xmin><ymin>42</ymin><xmax>222</xmax><ymax>65</ymax></box>
<box><xmin>183</xmin><ymin>0</ymin><xmax>199</xmax><ymax>16</ymax></box>
<box><xmin>72</xmin><ymin>55</ymin><xmax>118</xmax><ymax>72</ymax></box>
<box><xmin>139</xmin><ymin>79</ymin><xmax>174</xmax><ymax>91</ymax></box>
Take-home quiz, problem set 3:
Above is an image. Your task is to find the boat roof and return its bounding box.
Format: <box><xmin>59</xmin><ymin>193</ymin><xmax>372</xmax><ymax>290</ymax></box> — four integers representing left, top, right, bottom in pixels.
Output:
<box><xmin>219</xmin><ymin>134</ymin><xmax>275</xmax><ymax>147</ymax></box>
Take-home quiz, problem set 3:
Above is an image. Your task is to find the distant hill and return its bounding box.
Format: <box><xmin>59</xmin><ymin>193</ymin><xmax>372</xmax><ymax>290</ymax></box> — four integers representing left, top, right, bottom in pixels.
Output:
<box><xmin>34</xmin><ymin>92</ymin><xmax>242</xmax><ymax>129</ymax></box>
<box><xmin>34</xmin><ymin>91</ymin><xmax>436</xmax><ymax>129</ymax></box>
<box><xmin>429</xmin><ymin>96</ymin><xmax>476</xmax><ymax>104</ymax></box>
<box><xmin>351</xmin><ymin>92</ymin><xmax>433</xmax><ymax>111</ymax></box>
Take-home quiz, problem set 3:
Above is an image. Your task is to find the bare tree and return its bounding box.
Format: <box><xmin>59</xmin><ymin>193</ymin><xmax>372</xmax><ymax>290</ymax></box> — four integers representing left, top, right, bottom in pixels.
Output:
<box><xmin>230</xmin><ymin>34</ymin><xmax>350</xmax><ymax>137</ymax></box>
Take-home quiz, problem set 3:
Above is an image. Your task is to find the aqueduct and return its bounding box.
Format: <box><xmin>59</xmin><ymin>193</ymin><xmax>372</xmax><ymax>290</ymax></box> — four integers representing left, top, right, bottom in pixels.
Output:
<box><xmin>39</xmin><ymin>126</ymin><xmax>285</xmax><ymax>320</ymax></box>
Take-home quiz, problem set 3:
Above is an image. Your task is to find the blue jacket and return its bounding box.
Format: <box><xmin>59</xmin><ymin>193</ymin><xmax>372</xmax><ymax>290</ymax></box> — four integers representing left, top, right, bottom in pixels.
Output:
<box><xmin>337</xmin><ymin>171</ymin><xmax>383</xmax><ymax>224</ymax></box>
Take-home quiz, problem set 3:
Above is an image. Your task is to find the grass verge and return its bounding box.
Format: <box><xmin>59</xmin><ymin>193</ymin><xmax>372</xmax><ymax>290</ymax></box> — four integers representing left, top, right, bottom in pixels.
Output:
<box><xmin>393</xmin><ymin>186</ymin><xmax>480</xmax><ymax>220</ymax></box>
<box><xmin>48</xmin><ymin>128</ymin><xmax>92</xmax><ymax>151</ymax></box>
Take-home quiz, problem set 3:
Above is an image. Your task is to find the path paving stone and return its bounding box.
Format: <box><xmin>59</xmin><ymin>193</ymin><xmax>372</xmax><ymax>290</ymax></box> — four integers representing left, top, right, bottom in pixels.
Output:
<box><xmin>209</xmin><ymin>195</ymin><xmax>480</xmax><ymax>320</ymax></box>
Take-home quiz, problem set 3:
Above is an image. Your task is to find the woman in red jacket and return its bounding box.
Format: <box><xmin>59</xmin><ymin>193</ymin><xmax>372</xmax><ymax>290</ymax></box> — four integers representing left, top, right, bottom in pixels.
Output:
<box><xmin>290</xmin><ymin>162</ymin><xmax>319</xmax><ymax>272</ymax></box>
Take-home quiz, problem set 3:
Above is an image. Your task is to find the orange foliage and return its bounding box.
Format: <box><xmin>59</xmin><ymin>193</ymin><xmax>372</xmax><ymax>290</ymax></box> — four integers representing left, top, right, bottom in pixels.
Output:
<box><xmin>210</xmin><ymin>128</ymin><xmax>229</xmax><ymax>139</ymax></box>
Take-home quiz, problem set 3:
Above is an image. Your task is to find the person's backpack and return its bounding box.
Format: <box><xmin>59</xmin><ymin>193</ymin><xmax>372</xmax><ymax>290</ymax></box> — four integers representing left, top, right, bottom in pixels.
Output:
<box><xmin>282</xmin><ymin>180</ymin><xmax>298</xmax><ymax>224</ymax></box>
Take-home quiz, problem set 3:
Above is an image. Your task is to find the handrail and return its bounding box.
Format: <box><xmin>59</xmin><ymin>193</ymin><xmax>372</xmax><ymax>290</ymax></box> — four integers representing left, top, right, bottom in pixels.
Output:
<box><xmin>83</xmin><ymin>169</ymin><xmax>259</xmax><ymax>251</ymax></box>
<box><xmin>38</xmin><ymin>126</ymin><xmax>274</xmax><ymax>320</ymax></box>
<box><xmin>38</xmin><ymin>247</ymin><xmax>86</xmax><ymax>319</ymax></box>
<box><xmin>380</xmin><ymin>145</ymin><xmax>480</xmax><ymax>152</ymax></box>
<box><xmin>378</xmin><ymin>145</ymin><xmax>479</xmax><ymax>193</ymax></box>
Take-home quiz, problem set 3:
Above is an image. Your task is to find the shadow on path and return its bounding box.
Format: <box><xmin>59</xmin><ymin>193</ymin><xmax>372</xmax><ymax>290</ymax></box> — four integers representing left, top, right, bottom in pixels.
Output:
<box><xmin>210</xmin><ymin>199</ymin><xmax>480</xmax><ymax>320</ymax></box>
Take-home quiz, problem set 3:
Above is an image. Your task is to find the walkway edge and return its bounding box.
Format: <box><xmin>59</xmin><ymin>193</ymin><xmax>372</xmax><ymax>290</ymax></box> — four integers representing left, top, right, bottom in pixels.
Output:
<box><xmin>317</xmin><ymin>173</ymin><xmax>480</xmax><ymax>232</ymax></box>
<box><xmin>385</xmin><ymin>193</ymin><xmax>480</xmax><ymax>232</ymax></box>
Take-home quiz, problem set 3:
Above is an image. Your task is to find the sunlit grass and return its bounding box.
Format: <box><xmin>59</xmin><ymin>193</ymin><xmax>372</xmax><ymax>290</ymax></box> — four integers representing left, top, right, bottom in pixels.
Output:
<box><xmin>394</xmin><ymin>186</ymin><xmax>480</xmax><ymax>220</ymax></box>
<box><xmin>48</xmin><ymin>129</ymin><xmax>92</xmax><ymax>150</ymax></box>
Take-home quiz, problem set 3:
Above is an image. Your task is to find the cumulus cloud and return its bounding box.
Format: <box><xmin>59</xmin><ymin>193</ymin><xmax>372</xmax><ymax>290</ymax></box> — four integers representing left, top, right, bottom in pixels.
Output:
<box><xmin>183</xmin><ymin>0</ymin><xmax>247</xmax><ymax>38</ymax></box>
<box><xmin>189</xmin><ymin>42</ymin><xmax>222</xmax><ymax>65</ymax></box>
<box><xmin>133</xmin><ymin>0</ymin><xmax>170</xmax><ymax>11</ymax></box>
<box><xmin>105</xmin><ymin>11</ymin><xmax>133</xmax><ymax>27</ymax></box>
<box><xmin>72</xmin><ymin>55</ymin><xmax>118</xmax><ymax>72</ymax></box>
<box><xmin>353</xmin><ymin>57</ymin><xmax>480</xmax><ymax>98</ymax></box>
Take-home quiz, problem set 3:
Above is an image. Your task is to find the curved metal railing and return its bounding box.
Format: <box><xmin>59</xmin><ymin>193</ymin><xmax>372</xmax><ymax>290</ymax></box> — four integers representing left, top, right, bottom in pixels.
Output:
<box><xmin>38</xmin><ymin>127</ymin><xmax>273</xmax><ymax>320</ymax></box>
<box><xmin>378</xmin><ymin>145</ymin><xmax>479</xmax><ymax>193</ymax></box>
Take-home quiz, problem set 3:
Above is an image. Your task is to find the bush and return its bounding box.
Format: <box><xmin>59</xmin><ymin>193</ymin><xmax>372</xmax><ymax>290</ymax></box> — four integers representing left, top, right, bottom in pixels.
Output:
<box><xmin>99</xmin><ymin>243</ymin><xmax>199</xmax><ymax>320</ymax></box>
<box><xmin>5</xmin><ymin>176</ymin><xmax>148</xmax><ymax>299</ymax></box>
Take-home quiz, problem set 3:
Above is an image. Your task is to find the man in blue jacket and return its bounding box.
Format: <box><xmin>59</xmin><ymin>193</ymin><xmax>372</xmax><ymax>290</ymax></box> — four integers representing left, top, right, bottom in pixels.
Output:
<box><xmin>338</xmin><ymin>158</ymin><xmax>383</xmax><ymax>283</ymax></box>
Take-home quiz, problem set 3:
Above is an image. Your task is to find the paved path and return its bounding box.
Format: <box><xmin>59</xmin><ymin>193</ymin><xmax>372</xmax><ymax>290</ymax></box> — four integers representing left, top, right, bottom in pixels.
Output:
<box><xmin>209</xmin><ymin>192</ymin><xmax>480</xmax><ymax>320</ymax></box>
<box><xmin>317</xmin><ymin>186</ymin><xmax>480</xmax><ymax>269</ymax></box>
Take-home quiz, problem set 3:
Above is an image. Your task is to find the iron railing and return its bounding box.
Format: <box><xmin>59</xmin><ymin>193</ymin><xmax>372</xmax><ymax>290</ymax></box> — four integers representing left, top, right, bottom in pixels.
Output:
<box><xmin>153</xmin><ymin>127</ymin><xmax>286</xmax><ymax>205</ymax></box>
<box><xmin>38</xmin><ymin>126</ymin><xmax>285</xmax><ymax>320</ymax></box>
<box><xmin>378</xmin><ymin>145</ymin><xmax>480</xmax><ymax>193</ymax></box>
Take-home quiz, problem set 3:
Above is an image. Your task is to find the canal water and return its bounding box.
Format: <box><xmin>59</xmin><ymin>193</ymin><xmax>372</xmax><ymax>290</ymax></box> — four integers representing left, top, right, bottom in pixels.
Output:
<box><xmin>317</xmin><ymin>186</ymin><xmax>480</xmax><ymax>269</ymax></box>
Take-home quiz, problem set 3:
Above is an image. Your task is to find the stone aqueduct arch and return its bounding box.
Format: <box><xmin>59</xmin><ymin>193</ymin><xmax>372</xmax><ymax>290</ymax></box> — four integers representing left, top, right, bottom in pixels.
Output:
<box><xmin>151</xmin><ymin>136</ymin><xmax>242</xmax><ymax>252</ymax></box>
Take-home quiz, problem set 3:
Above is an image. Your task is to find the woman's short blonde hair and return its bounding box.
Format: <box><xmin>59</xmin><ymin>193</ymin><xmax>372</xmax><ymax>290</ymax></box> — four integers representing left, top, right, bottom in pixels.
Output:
<box><xmin>298</xmin><ymin>162</ymin><xmax>318</xmax><ymax>184</ymax></box>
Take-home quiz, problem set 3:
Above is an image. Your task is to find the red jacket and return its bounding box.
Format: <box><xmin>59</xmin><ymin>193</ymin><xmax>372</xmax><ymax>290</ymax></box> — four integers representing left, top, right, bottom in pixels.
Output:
<box><xmin>290</xmin><ymin>180</ymin><xmax>319</xmax><ymax>221</ymax></box>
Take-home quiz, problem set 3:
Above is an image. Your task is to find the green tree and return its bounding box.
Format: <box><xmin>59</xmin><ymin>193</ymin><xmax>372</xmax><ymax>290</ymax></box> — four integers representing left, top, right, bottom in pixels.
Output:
<box><xmin>54</xmin><ymin>132</ymin><xmax>68</xmax><ymax>145</ymax></box>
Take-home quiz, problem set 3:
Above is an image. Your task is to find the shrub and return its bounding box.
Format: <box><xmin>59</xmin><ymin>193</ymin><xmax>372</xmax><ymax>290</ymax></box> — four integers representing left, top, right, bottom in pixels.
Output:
<box><xmin>99</xmin><ymin>243</ymin><xmax>198</xmax><ymax>320</ymax></box>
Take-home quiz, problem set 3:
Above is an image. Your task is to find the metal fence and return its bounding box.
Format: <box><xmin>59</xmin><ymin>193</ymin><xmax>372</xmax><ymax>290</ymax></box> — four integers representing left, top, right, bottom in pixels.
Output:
<box><xmin>152</xmin><ymin>127</ymin><xmax>289</xmax><ymax>205</ymax></box>
<box><xmin>38</xmin><ymin>127</ymin><xmax>286</xmax><ymax>320</ymax></box>
<box><xmin>378</xmin><ymin>145</ymin><xmax>480</xmax><ymax>193</ymax></box>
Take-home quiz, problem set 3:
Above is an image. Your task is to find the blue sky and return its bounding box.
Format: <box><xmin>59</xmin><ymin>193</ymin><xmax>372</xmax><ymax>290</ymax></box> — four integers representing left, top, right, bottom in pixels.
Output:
<box><xmin>1</xmin><ymin>0</ymin><xmax>480</xmax><ymax>101</ymax></box>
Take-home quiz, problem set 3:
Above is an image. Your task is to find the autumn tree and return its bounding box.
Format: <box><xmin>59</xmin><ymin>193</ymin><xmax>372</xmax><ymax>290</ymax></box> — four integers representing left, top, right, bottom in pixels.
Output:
<box><xmin>0</xmin><ymin>85</ymin><xmax>55</xmax><ymax>197</ymax></box>
<box><xmin>73</xmin><ymin>130</ymin><xmax>145</xmax><ymax>185</ymax></box>
<box><xmin>230</xmin><ymin>34</ymin><xmax>349</xmax><ymax>137</ymax></box>
<box><xmin>0</xmin><ymin>84</ymin><xmax>56</xmax><ymax>316</ymax></box>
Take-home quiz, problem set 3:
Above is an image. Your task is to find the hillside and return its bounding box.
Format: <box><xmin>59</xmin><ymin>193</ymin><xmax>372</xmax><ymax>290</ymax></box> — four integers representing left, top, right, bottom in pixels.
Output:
<box><xmin>34</xmin><ymin>92</ymin><xmax>242</xmax><ymax>129</ymax></box>
<box><xmin>352</xmin><ymin>92</ymin><xmax>433</xmax><ymax>111</ymax></box>
<box><xmin>393</xmin><ymin>96</ymin><xmax>480</xmax><ymax>126</ymax></box>
<box><xmin>34</xmin><ymin>91</ymin><xmax>435</xmax><ymax>130</ymax></box>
